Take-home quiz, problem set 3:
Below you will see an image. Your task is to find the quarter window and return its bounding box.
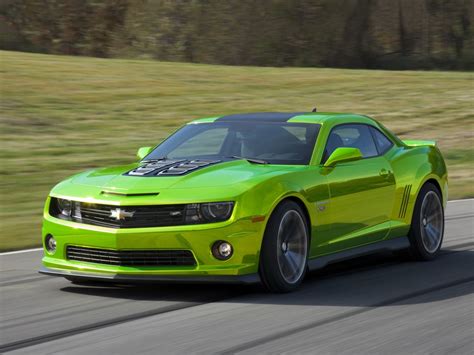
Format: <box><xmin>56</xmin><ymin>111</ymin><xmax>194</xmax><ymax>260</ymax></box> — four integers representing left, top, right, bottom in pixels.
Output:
<box><xmin>370</xmin><ymin>126</ymin><xmax>394</xmax><ymax>154</ymax></box>
<box><xmin>322</xmin><ymin>124</ymin><xmax>378</xmax><ymax>163</ymax></box>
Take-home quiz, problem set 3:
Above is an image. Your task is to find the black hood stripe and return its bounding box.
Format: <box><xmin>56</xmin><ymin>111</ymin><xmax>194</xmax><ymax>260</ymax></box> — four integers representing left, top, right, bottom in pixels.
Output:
<box><xmin>125</xmin><ymin>159</ymin><xmax>222</xmax><ymax>177</ymax></box>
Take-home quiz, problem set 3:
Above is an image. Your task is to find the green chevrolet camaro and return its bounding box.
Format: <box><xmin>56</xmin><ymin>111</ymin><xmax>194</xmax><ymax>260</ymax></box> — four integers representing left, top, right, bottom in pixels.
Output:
<box><xmin>40</xmin><ymin>112</ymin><xmax>448</xmax><ymax>292</ymax></box>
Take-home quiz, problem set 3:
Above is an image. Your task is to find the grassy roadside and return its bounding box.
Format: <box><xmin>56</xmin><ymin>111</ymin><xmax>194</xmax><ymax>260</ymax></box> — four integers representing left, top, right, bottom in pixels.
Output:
<box><xmin>1</xmin><ymin>50</ymin><xmax>473</xmax><ymax>251</ymax></box>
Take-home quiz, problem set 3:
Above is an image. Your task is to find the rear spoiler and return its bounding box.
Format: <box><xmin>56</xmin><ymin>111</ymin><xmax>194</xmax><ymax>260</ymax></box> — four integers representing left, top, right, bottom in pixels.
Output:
<box><xmin>402</xmin><ymin>139</ymin><xmax>436</xmax><ymax>147</ymax></box>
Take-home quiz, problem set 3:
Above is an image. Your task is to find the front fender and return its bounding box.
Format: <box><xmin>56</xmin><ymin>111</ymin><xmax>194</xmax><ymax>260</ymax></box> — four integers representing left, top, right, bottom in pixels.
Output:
<box><xmin>240</xmin><ymin>179</ymin><xmax>311</xmax><ymax>220</ymax></box>
<box><xmin>238</xmin><ymin>169</ymin><xmax>328</xmax><ymax>238</ymax></box>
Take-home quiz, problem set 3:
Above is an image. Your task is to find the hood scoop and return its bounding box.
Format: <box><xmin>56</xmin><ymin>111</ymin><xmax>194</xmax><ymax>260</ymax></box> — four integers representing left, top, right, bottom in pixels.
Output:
<box><xmin>125</xmin><ymin>159</ymin><xmax>221</xmax><ymax>177</ymax></box>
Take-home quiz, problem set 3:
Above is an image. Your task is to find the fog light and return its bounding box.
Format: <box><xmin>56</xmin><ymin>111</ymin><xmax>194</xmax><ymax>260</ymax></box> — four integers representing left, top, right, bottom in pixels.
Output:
<box><xmin>45</xmin><ymin>234</ymin><xmax>56</xmax><ymax>254</ymax></box>
<box><xmin>212</xmin><ymin>241</ymin><xmax>233</xmax><ymax>260</ymax></box>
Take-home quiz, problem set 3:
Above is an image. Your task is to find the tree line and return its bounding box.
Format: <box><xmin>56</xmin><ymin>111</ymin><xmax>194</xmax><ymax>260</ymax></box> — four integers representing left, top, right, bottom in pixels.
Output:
<box><xmin>1</xmin><ymin>0</ymin><xmax>473</xmax><ymax>70</ymax></box>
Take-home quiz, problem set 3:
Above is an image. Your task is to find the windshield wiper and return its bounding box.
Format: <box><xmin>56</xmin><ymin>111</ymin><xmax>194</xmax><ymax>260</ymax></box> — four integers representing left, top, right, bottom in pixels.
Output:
<box><xmin>229</xmin><ymin>156</ymin><xmax>268</xmax><ymax>165</ymax></box>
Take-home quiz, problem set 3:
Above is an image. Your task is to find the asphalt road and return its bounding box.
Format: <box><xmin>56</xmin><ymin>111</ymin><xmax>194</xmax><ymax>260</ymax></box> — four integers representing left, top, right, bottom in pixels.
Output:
<box><xmin>1</xmin><ymin>199</ymin><xmax>473</xmax><ymax>354</ymax></box>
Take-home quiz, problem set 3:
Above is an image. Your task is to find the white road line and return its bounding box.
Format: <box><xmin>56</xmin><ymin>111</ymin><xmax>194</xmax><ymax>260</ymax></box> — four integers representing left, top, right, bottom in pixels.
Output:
<box><xmin>1</xmin><ymin>199</ymin><xmax>472</xmax><ymax>256</ymax></box>
<box><xmin>448</xmin><ymin>198</ymin><xmax>473</xmax><ymax>204</ymax></box>
<box><xmin>1</xmin><ymin>248</ymin><xmax>43</xmax><ymax>256</ymax></box>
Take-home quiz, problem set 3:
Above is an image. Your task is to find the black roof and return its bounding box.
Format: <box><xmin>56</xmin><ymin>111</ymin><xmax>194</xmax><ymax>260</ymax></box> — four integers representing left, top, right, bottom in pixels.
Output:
<box><xmin>216</xmin><ymin>112</ymin><xmax>307</xmax><ymax>122</ymax></box>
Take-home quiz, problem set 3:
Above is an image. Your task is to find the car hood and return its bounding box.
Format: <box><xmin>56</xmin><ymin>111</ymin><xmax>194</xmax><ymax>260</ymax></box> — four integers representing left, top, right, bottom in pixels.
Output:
<box><xmin>51</xmin><ymin>160</ymin><xmax>306</xmax><ymax>203</ymax></box>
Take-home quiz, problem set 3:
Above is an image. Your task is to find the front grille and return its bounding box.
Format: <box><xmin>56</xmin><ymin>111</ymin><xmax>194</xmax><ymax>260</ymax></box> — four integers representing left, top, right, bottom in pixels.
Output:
<box><xmin>66</xmin><ymin>246</ymin><xmax>197</xmax><ymax>266</ymax></box>
<box><xmin>77</xmin><ymin>203</ymin><xmax>186</xmax><ymax>228</ymax></box>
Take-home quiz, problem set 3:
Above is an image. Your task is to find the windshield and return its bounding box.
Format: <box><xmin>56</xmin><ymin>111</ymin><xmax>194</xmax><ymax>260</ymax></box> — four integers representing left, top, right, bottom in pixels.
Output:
<box><xmin>145</xmin><ymin>121</ymin><xmax>320</xmax><ymax>165</ymax></box>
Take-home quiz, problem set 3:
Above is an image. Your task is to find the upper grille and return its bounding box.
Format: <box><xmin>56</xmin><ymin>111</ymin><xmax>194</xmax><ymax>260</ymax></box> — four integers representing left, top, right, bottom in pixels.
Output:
<box><xmin>77</xmin><ymin>203</ymin><xmax>186</xmax><ymax>228</ymax></box>
<box><xmin>66</xmin><ymin>246</ymin><xmax>196</xmax><ymax>266</ymax></box>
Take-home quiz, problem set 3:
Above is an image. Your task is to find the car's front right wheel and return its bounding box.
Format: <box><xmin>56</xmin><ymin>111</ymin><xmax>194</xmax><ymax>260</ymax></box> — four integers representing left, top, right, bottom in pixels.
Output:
<box><xmin>259</xmin><ymin>200</ymin><xmax>309</xmax><ymax>293</ymax></box>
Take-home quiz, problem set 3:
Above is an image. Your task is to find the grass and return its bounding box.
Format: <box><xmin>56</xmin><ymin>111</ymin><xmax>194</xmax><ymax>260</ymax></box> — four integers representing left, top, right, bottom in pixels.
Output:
<box><xmin>1</xmin><ymin>50</ymin><xmax>473</xmax><ymax>251</ymax></box>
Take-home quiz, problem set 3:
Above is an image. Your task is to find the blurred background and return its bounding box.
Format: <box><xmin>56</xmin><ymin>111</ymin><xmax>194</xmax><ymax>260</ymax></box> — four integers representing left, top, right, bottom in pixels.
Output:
<box><xmin>1</xmin><ymin>0</ymin><xmax>473</xmax><ymax>250</ymax></box>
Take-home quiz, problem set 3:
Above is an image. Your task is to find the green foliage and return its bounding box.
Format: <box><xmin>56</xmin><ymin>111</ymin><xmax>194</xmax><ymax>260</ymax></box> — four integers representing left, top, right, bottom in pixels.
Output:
<box><xmin>1</xmin><ymin>0</ymin><xmax>129</xmax><ymax>56</ymax></box>
<box><xmin>1</xmin><ymin>0</ymin><xmax>473</xmax><ymax>70</ymax></box>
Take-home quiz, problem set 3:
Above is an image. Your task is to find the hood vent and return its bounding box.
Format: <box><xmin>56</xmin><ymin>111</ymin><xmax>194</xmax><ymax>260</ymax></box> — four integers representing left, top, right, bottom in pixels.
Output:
<box><xmin>100</xmin><ymin>191</ymin><xmax>160</xmax><ymax>197</ymax></box>
<box><xmin>125</xmin><ymin>159</ymin><xmax>221</xmax><ymax>177</ymax></box>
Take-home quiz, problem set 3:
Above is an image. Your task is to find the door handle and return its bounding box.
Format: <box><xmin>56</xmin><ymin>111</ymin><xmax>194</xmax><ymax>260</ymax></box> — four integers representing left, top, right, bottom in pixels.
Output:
<box><xmin>379</xmin><ymin>169</ymin><xmax>391</xmax><ymax>177</ymax></box>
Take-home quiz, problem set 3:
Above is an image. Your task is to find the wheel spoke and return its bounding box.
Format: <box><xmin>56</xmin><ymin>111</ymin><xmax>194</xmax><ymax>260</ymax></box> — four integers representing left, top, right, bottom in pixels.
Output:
<box><xmin>284</xmin><ymin>258</ymin><xmax>297</xmax><ymax>276</ymax></box>
<box><xmin>429</xmin><ymin>223</ymin><xmax>439</xmax><ymax>236</ymax></box>
<box><xmin>427</xmin><ymin>211</ymin><xmax>441</xmax><ymax>223</ymax></box>
<box><xmin>426</xmin><ymin>224</ymin><xmax>439</xmax><ymax>243</ymax></box>
<box><xmin>278</xmin><ymin>253</ymin><xmax>291</xmax><ymax>277</ymax></box>
<box><xmin>288</xmin><ymin>237</ymin><xmax>303</xmax><ymax>250</ymax></box>
<box><xmin>428</xmin><ymin>200</ymin><xmax>437</xmax><ymax>216</ymax></box>
<box><xmin>428</xmin><ymin>193</ymin><xmax>436</xmax><ymax>212</ymax></box>
<box><xmin>424</xmin><ymin>230</ymin><xmax>435</xmax><ymax>248</ymax></box>
<box><xmin>283</xmin><ymin>217</ymin><xmax>297</xmax><ymax>241</ymax></box>
<box><xmin>286</xmin><ymin>251</ymin><xmax>300</xmax><ymax>274</ymax></box>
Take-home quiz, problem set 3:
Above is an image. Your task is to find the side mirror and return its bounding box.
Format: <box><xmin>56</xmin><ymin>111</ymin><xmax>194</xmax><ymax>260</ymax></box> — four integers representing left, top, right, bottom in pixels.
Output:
<box><xmin>137</xmin><ymin>146</ymin><xmax>153</xmax><ymax>160</ymax></box>
<box><xmin>324</xmin><ymin>147</ymin><xmax>362</xmax><ymax>167</ymax></box>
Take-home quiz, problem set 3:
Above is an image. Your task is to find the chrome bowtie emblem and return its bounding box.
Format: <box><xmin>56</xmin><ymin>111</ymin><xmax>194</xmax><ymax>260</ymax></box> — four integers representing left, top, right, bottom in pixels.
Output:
<box><xmin>110</xmin><ymin>208</ymin><xmax>135</xmax><ymax>221</ymax></box>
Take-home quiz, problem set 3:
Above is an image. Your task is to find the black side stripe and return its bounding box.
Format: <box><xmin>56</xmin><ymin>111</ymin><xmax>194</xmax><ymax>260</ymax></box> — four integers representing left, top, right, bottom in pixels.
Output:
<box><xmin>216</xmin><ymin>112</ymin><xmax>307</xmax><ymax>122</ymax></box>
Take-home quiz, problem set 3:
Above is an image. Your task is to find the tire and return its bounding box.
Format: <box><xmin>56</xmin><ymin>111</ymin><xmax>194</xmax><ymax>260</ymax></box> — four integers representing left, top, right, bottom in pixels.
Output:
<box><xmin>259</xmin><ymin>200</ymin><xmax>309</xmax><ymax>293</ymax></box>
<box><xmin>407</xmin><ymin>183</ymin><xmax>445</xmax><ymax>260</ymax></box>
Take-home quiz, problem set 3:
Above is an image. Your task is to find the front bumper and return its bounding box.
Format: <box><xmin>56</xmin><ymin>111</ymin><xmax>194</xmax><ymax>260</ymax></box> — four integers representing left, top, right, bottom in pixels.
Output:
<box><xmin>41</xmin><ymin>214</ymin><xmax>265</xmax><ymax>279</ymax></box>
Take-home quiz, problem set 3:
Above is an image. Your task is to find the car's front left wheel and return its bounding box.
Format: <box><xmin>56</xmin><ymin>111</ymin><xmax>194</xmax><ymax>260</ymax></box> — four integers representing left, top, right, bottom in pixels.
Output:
<box><xmin>259</xmin><ymin>200</ymin><xmax>309</xmax><ymax>293</ymax></box>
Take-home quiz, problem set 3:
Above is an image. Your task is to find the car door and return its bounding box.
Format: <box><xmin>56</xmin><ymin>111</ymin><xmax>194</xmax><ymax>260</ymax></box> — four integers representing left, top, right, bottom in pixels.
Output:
<box><xmin>316</xmin><ymin>123</ymin><xmax>396</xmax><ymax>254</ymax></box>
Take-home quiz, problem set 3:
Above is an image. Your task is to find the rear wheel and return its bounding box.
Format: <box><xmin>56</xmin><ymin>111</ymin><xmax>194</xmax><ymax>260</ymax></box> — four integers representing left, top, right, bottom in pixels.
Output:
<box><xmin>407</xmin><ymin>183</ymin><xmax>444</xmax><ymax>260</ymax></box>
<box><xmin>259</xmin><ymin>201</ymin><xmax>309</xmax><ymax>293</ymax></box>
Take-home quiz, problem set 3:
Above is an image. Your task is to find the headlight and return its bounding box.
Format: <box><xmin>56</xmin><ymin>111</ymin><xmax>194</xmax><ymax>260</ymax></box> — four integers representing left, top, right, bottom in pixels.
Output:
<box><xmin>201</xmin><ymin>202</ymin><xmax>234</xmax><ymax>221</ymax></box>
<box><xmin>56</xmin><ymin>198</ymin><xmax>72</xmax><ymax>216</ymax></box>
<box><xmin>185</xmin><ymin>202</ymin><xmax>234</xmax><ymax>224</ymax></box>
<box><xmin>49</xmin><ymin>198</ymin><xmax>80</xmax><ymax>220</ymax></box>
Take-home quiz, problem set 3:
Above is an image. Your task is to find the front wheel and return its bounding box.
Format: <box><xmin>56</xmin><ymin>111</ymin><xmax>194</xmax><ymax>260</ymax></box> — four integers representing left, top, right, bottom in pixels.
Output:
<box><xmin>259</xmin><ymin>200</ymin><xmax>309</xmax><ymax>293</ymax></box>
<box><xmin>407</xmin><ymin>183</ymin><xmax>445</xmax><ymax>260</ymax></box>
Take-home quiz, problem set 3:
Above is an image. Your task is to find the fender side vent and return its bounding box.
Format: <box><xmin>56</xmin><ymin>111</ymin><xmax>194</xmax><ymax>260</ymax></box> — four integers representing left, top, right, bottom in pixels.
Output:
<box><xmin>399</xmin><ymin>184</ymin><xmax>412</xmax><ymax>218</ymax></box>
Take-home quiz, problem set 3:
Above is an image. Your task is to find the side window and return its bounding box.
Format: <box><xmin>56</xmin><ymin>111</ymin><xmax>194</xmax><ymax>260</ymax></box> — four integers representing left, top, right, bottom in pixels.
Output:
<box><xmin>168</xmin><ymin>127</ymin><xmax>228</xmax><ymax>158</ymax></box>
<box><xmin>370</xmin><ymin>126</ymin><xmax>393</xmax><ymax>155</ymax></box>
<box><xmin>322</xmin><ymin>124</ymin><xmax>378</xmax><ymax>163</ymax></box>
